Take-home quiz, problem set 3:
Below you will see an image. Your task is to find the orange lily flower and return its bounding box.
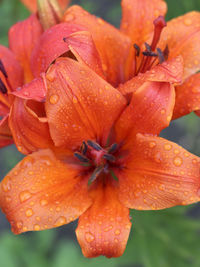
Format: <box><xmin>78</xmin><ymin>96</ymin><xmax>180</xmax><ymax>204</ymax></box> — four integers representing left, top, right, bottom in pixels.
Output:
<box><xmin>0</xmin><ymin>58</ymin><xmax>200</xmax><ymax>258</ymax></box>
<box><xmin>62</xmin><ymin>1</ymin><xmax>200</xmax><ymax>118</ymax></box>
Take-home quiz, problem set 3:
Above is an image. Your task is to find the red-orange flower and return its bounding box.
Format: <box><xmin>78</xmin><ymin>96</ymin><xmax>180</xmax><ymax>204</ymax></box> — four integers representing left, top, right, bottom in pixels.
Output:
<box><xmin>62</xmin><ymin>1</ymin><xmax>200</xmax><ymax>118</ymax></box>
<box><xmin>0</xmin><ymin>58</ymin><xmax>200</xmax><ymax>258</ymax></box>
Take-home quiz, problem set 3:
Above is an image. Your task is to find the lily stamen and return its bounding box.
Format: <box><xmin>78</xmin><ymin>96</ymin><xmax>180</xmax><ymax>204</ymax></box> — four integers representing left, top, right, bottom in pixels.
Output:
<box><xmin>0</xmin><ymin>78</ymin><xmax>8</xmax><ymax>94</ymax></box>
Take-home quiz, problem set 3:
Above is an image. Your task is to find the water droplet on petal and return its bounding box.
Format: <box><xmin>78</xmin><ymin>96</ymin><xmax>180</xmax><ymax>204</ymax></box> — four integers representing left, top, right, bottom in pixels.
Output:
<box><xmin>19</xmin><ymin>191</ymin><xmax>32</xmax><ymax>203</ymax></box>
<box><xmin>115</xmin><ymin>229</ymin><xmax>121</xmax><ymax>235</ymax></box>
<box><xmin>149</xmin><ymin>141</ymin><xmax>156</xmax><ymax>148</ymax></box>
<box><xmin>17</xmin><ymin>221</ymin><xmax>23</xmax><ymax>229</ymax></box>
<box><xmin>40</xmin><ymin>199</ymin><xmax>48</xmax><ymax>206</ymax></box>
<box><xmin>85</xmin><ymin>232</ymin><xmax>95</xmax><ymax>243</ymax></box>
<box><xmin>49</xmin><ymin>94</ymin><xmax>59</xmax><ymax>104</ymax></box>
<box><xmin>25</xmin><ymin>208</ymin><xmax>34</xmax><ymax>217</ymax></box>
<box><xmin>184</xmin><ymin>18</ymin><xmax>192</xmax><ymax>26</ymax></box>
<box><xmin>173</xmin><ymin>157</ymin><xmax>183</xmax><ymax>167</ymax></box>
<box><xmin>72</xmin><ymin>96</ymin><xmax>78</xmax><ymax>104</ymax></box>
<box><xmin>54</xmin><ymin>216</ymin><xmax>66</xmax><ymax>227</ymax></box>
<box><xmin>164</xmin><ymin>144</ymin><xmax>172</xmax><ymax>151</ymax></box>
<box><xmin>1</xmin><ymin>176</ymin><xmax>12</xmax><ymax>192</ymax></box>
<box><xmin>34</xmin><ymin>224</ymin><xmax>40</xmax><ymax>231</ymax></box>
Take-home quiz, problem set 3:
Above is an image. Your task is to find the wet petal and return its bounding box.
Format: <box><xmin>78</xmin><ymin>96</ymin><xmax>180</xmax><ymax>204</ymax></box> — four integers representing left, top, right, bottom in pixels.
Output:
<box><xmin>118</xmin><ymin>56</ymin><xmax>183</xmax><ymax>95</ymax></box>
<box><xmin>9</xmin><ymin>97</ymin><xmax>53</xmax><ymax>154</ymax></box>
<box><xmin>0</xmin><ymin>115</ymin><xmax>13</xmax><ymax>148</ymax></box>
<box><xmin>12</xmin><ymin>74</ymin><xmax>47</xmax><ymax>102</ymax></box>
<box><xmin>173</xmin><ymin>73</ymin><xmax>200</xmax><ymax>119</ymax></box>
<box><xmin>9</xmin><ymin>14</ymin><xmax>43</xmax><ymax>83</ymax></box>
<box><xmin>117</xmin><ymin>134</ymin><xmax>200</xmax><ymax>210</ymax></box>
<box><xmin>158</xmin><ymin>11</ymin><xmax>200</xmax><ymax>80</ymax></box>
<box><xmin>64</xmin><ymin>31</ymin><xmax>105</xmax><ymax>78</ymax></box>
<box><xmin>0</xmin><ymin>45</ymin><xmax>23</xmax><ymax>91</ymax></box>
<box><xmin>76</xmin><ymin>180</ymin><xmax>131</xmax><ymax>258</ymax></box>
<box><xmin>120</xmin><ymin>0</ymin><xmax>167</xmax><ymax>45</ymax></box>
<box><xmin>31</xmin><ymin>22</ymin><xmax>85</xmax><ymax>77</ymax></box>
<box><xmin>63</xmin><ymin>5</ymin><xmax>131</xmax><ymax>86</ymax></box>
<box><xmin>46</xmin><ymin>58</ymin><xmax>126</xmax><ymax>149</ymax></box>
<box><xmin>115</xmin><ymin>81</ymin><xmax>175</xmax><ymax>143</ymax></box>
<box><xmin>0</xmin><ymin>149</ymin><xmax>92</xmax><ymax>234</ymax></box>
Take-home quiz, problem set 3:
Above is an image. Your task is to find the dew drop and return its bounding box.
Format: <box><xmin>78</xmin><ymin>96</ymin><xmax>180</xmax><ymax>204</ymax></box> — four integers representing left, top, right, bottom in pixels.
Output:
<box><xmin>1</xmin><ymin>176</ymin><xmax>12</xmax><ymax>192</ymax></box>
<box><xmin>173</xmin><ymin>156</ymin><xmax>183</xmax><ymax>167</ymax></box>
<box><xmin>40</xmin><ymin>199</ymin><xmax>48</xmax><ymax>206</ymax></box>
<box><xmin>17</xmin><ymin>221</ymin><xmax>23</xmax><ymax>229</ymax></box>
<box><xmin>164</xmin><ymin>144</ymin><xmax>172</xmax><ymax>151</ymax></box>
<box><xmin>54</xmin><ymin>216</ymin><xmax>66</xmax><ymax>227</ymax></box>
<box><xmin>5</xmin><ymin>196</ymin><xmax>11</xmax><ymax>203</ymax></box>
<box><xmin>19</xmin><ymin>191</ymin><xmax>32</xmax><ymax>203</ymax></box>
<box><xmin>149</xmin><ymin>141</ymin><xmax>156</xmax><ymax>148</ymax></box>
<box><xmin>49</xmin><ymin>94</ymin><xmax>59</xmax><ymax>104</ymax></box>
<box><xmin>85</xmin><ymin>232</ymin><xmax>95</xmax><ymax>243</ymax></box>
<box><xmin>184</xmin><ymin>18</ymin><xmax>192</xmax><ymax>26</ymax></box>
<box><xmin>115</xmin><ymin>229</ymin><xmax>121</xmax><ymax>235</ymax></box>
<box><xmin>64</xmin><ymin>13</ymin><xmax>75</xmax><ymax>22</ymax></box>
<box><xmin>25</xmin><ymin>208</ymin><xmax>33</xmax><ymax>217</ymax></box>
<box><xmin>34</xmin><ymin>224</ymin><xmax>40</xmax><ymax>231</ymax></box>
<box><xmin>72</xmin><ymin>96</ymin><xmax>78</xmax><ymax>104</ymax></box>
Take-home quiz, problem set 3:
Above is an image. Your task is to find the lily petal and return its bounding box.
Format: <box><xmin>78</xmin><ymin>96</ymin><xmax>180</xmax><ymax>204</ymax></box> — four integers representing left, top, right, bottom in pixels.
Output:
<box><xmin>120</xmin><ymin>0</ymin><xmax>167</xmax><ymax>46</ymax></box>
<box><xmin>0</xmin><ymin>149</ymin><xmax>92</xmax><ymax>234</ymax></box>
<box><xmin>158</xmin><ymin>11</ymin><xmax>200</xmax><ymax>80</ymax></box>
<box><xmin>9</xmin><ymin>97</ymin><xmax>53</xmax><ymax>154</ymax></box>
<box><xmin>9</xmin><ymin>14</ymin><xmax>43</xmax><ymax>83</ymax></box>
<box><xmin>173</xmin><ymin>73</ymin><xmax>200</xmax><ymax>119</ymax></box>
<box><xmin>118</xmin><ymin>56</ymin><xmax>183</xmax><ymax>95</ymax></box>
<box><xmin>0</xmin><ymin>115</ymin><xmax>13</xmax><ymax>148</ymax></box>
<box><xmin>12</xmin><ymin>74</ymin><xmax>47</xmax><ymax>102</ymax></box>
<box><xmin>76</xmin><ymin>180</ymin><xmax>131</xmax><ymax>258</ymax></box>
<box><xmin>0</xmin><ymin>45</ymin><xmax>23</xmax><ymax>91</ymax></box>
<box><xmin>31</xmin><ymin>22</ymin><xmax>85</xmax><ymax>77</ymax></box>
<box><xmin>64</xmin><ymin>31</ymin><xmax>105</xmax><ymax>78</ymax></box>
<box><xmin>46</xmin><ymin>58</ymin><xmax>126</xmax><ymax>149</ymax></box>
<box><xmin>115</xmin><ymin>81</ymin><xmax>175</xmax><ymax>143</ymax></box>
<box><xmin>117</xmin><ymin>134</ymin><xmax>200</xmax><ymax>210</ymax></box>
<box><xmin>63</xmin><ymin>5</ymin><xmax>131</xmax><ymax>86</ymax></box>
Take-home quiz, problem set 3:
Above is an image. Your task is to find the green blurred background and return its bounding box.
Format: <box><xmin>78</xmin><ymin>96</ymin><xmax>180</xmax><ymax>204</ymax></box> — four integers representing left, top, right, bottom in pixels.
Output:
<box><xmin>0</xmin><ymin>0</ymin><xmax>200</xmax><ymax>266</ymax></box>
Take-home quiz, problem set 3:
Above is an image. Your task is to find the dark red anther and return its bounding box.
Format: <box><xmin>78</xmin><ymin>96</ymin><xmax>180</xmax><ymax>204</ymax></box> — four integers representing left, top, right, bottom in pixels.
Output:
<box><xmin>103</xmin><ymin>154</ymin><xmax>116</xmax><ymax>162</ymax></box>
<box><xmin>82</xmin><ymin>141</ymin><xmax>88</xmax><ymax>155</ymax></box>
<box><xmin>163</xmin><ymin>44</ymin><xmax>169</xmax><ymax>60</ymax></box>
<box><xmin>142</xmin><ymin>51</ymin><xmax>158</xmax><ymax>57</ymax></box>
<box><xmin>0</xmin><ymin>60</ymin><xmax>8</xmax><ymax>78</ymax></box>
<box><xmin>87</xmin><ymin>140</ymin><xmax>102</xmax><ymax>151</ymax></box>
<box><xmin>144</xmin><ymin>42</ymin><xmax>151</xmax><ymax>52</ymax></box>
<box><xmin>88</xmin><ymin>166</ymin><xmax>103</xmax><ymax>185</ymax></box>
<box><xmin>157</xmin><ymin>48</ymin><xmax>165</xmax><ymax>63</ymax></box>
<box><xmin>133</xmin><ymin>43</ymin><xmax>140</xmax><ymax>57</ymax></box>
<box><xmin>151</xmin><ymin>16</ymin><xmax>166</xmax><ymax>51</ymax></box>
<box><xmin>74</xmin><ymin>152</ymin><xmax>90</xmax><ymax>163</ymax></box>
<box><xmin>0</xmin><ymin>78</ymin><xmax>7</xmax><ymax>94</ymax></box>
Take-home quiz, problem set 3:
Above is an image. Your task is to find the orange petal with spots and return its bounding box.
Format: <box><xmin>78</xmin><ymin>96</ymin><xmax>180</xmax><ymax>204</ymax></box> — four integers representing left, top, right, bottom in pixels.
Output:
<box><xmin>120</xmin><ymin>0</ymin><xmax>167</xmax><ymax>46</ymax></box>
<box><xmin>117</xmin><ymin>134</ymin><xmax>200</xmax><ymax>210</ymax></box>
<box><xmin>115</xmin><ymin>81</ymin><xmax>175</xmax><ymax>144</ymax></box>
<box><xmin>76</xmin><ymin>180</ymin><xmax>131</xmax><ymax>258</ymax></box>
<box><xmin>64</xmin><ymin>31</ymin><xmax>105</xmax><ymax>78</ymax></box>
<box><xmin>0</xmin><ymin>149</ymin><xmax>92</xmax><ymax>234</ymax></box>
<box><xmin>12</xmin><ymin>74</ymin><xmax>47</xmax><ymax>102</ymax></box>
<box><xmin>31</xmin><ymin>22</ymin><xmax>85</xmax><ymax>77</ymax></box>
<box><xmin>63</xmin><ymin>5</ymin><xmax>131</xmax><ymax>86</ymax></box>
<box><xmin>20</xmin><ymin>0</ymin><xmax>70</xmax><ymax>12</ymax></box>
<box><xmin>0</xmin><ymin>45</ymin><xmax>23</xmax><ymax>91</ymax></box>
<box><xmin>9</xmin><ymin>97</ymin><xmax>53</xmax><ymax>154</ymax></box>
<box><xmin>173</xmin><ymin>73</ymin><xmax>200</xmax><ymax>119</ymax></box>
<box><xmin>158</xmin><ymin>11</ymin><xmax>200</xmax><ymax>80</ymax></box>
<box><xmin>9</xmin><ymin>14</ymin><xmax>43</xmax><ymax>83</ymax></box>
<box><xmin>45</xmin><ymin>58</ymin><xmax>126</xmax><ymax>150</ymax></box>
<box><xmin>0</xmin><ymin>115</ymin><xmax>13</xmax><ymax>148</ymax></box>
<box><xmin>118</xmin><ymin>56</ymin><xmax>183</xmax><ymax>95</ymax></box>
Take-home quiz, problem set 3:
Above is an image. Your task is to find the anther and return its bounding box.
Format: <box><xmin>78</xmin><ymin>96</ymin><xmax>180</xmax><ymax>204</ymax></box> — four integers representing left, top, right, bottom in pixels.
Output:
<box><xmin>157</xmin><ymin>48</ymin><xmax>165</xmax><ymax>63</ymax></box>
<box><xmin>81</xmin><ymin>141</ymin><xmax>88</xmax><ymax>155</ymax></box>
<box><xmin>133</xmin><ymin>43</ymin><xmax>140</xmax><ymax>57</ymax></box>
<box><xmin>0</xmin><ymin>78</ymin><xmax>7</xmax><ymax>94</ymax></box>
<box><xmin>163</xmin><ymin>45</ymin><xmax>169</xmax><ymax>60</ymax></box>
<box><xmin>87</xmin><ymin>140</ymin><xmax>102</xmax><ymax>151</ymax></box>
<box><xmin>142</xmin><ymin>51</ymin><xmax>158</xmax><ymax>57</ymax></box>
<box><xmin>144</xmin><ymin>42</ymin><xmax>151</xmax><ymax>52</ymax></box>
<box><xmin>74</xmin><ymin>152</ymin><xmax>90</xmax><ymax>163</ymax></box>
<box><xmin>88</xmin><ymin>166</ymin><xmax>103</xmax><ymax>185</ymax></box>
<box><xmin>103</xmin><ymin>154</ymin><xmax>116</xmax><ymax>162</ymax></box>
<box><xmin>108</xmin><ymin>143</ymin><xmax>118</xmax><ymax>153</ymax></box>
<box><xmin>0</xmin><ymin>60</ymin><xmax>8</xmax><ymax>78</ymax></box>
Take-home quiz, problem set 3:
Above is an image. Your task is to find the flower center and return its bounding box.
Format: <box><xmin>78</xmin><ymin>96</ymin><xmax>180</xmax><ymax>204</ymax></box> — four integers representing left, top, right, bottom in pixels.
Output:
<box><xmin>133</xmin><ymin>16</ymin><xmax>168</xmax><ymax>75</ymax></box>
<box><xmin>74</xmin><ymin>140</ymin><xmax>119</xmax><ymax>184</ymax></box>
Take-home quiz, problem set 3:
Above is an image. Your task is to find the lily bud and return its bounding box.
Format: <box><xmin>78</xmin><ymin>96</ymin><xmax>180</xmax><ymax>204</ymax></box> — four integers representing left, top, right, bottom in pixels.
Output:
<box><xmin>37</xmin><ymin>0</ymin><xmax>63</xmax><ymax>30</ymax></box>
